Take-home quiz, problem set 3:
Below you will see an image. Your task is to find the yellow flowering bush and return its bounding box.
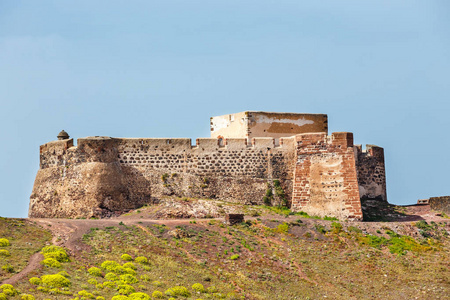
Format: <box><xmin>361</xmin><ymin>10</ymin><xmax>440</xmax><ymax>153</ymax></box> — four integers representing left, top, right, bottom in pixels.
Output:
<box><xmin>111</xmin><ymin>296</ymin><xmax>129</xmax><ymax>300</ymax></box>
<box><xmin>192</xmin><ymin>283</ymin><xmax>205</xmax><ymax>293</ymax></box>
<box><xmin>58</xmin><ymin>271</ymin><xmax>70</xmax><ymax>278</ymax></box>
<box><xmin>29</xmin><ymin>277</ymin><xmax>41</xmax><ymax>285</ymax></box>
<box><xmin>122</xmin><ymin>262</ymin><xmax>136</xmax><ymax>270</ymax></box>
<box><xmin>0</xmin><ymin>250</ymin><xmax>10</xmax><ymax>257</ymax></box>
<box><xmin>41</xmin><ymin>258</ymin><xmax>61</xmax><ymax>268</ymax></box>
<box><xmin>41</xmin><ymin>274</ymin><xmax>71</xmax><ymax>288</ymax></box>
<box><xmin>0</xmin><ymin>284</ymin><xmax>19</xmax><ymax>296</ymax></box>
<box><xmin>102</xmin><ymin>281</ymin><xmax>115</xmax><ymax>289</ymax></box>
<box><xmin>78</xmin><ymin>290</ymin><xmax>95</xmax><ymax>299</ymax></box>
<box><xmin>41</xmin><ymin>246</ymin><xmax>69</xmax><ymax>262</ymax></box>
<box><xmin>117</xmin><ymin>284</ymin><xmax>135</xmax><ymax>295</ymax></box>
<box><xmin>120</xmin><ymin>274</ymin><xmax>138</xmax><ymax>284</ymax></box>
<box><xmin>165</xmin><ymin>286</ymin><xmax>190</xmax><ymax>297</ymax></box>
<box><xmin>0</xmin><ymin>239</ymin><xmax>10</xmax><ymax>247</ymax></box>
<box><xmin>134</xmin><ymin>257</ymin><xmax>148</xmax><ymax>264</ymax></box>
<box><xmin>128</xmin><ymin>292</ymin><xmax>151</xmax><ymax>299</ymax></box>
<box><xmin>88</xmin><ymin>267</ymin><xmax>102</xmax><ymax>277</ymax></box>
<box><xmin>101</xmin><ymin>260</ymin><xmax>121</xmax><ymax>271</ymax></box>
<box><xmin>121</xmin><ymin>254</ymin><xmax>133</xmax><ymax>261</ymax></box>
<box><xmin>105</xmin><ymin>272</ymin><xmax>119</xmax><ymax>281</ymax></box>
<box><xmin>152</xmin><ymin>291</ymin><xmax>164</xmax><ymax>299</ymax></box>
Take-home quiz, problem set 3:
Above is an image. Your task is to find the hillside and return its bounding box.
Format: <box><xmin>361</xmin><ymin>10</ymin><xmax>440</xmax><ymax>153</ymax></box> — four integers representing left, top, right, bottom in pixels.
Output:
<box><xmin>0</xmin><ymin>199</ymin><xmax>449</xmax><ymax>300</ymax></box>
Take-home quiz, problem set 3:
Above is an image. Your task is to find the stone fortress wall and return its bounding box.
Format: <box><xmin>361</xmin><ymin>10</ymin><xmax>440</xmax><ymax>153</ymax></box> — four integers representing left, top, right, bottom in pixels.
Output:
<box><xmin>29</xmin><ymin>111</ymin><xmax>387</xmax><ymax>220</ymax></box>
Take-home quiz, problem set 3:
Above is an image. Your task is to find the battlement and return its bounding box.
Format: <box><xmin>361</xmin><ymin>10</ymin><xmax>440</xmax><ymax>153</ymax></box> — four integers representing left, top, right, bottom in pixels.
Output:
<box><xmin>40</xmin><ymin>136</ymin><xmax>296</xmax><ymax>157</ymax></box>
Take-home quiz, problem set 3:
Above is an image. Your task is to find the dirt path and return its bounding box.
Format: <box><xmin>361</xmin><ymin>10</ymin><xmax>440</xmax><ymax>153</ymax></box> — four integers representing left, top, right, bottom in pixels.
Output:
<box><xmin>1</xmin><ymin>252</ymin><xmax>44</xmax><ymax>285</ymax></box>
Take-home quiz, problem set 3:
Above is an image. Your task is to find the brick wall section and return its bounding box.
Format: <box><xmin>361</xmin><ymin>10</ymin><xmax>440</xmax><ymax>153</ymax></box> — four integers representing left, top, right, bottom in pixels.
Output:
<box><xmin>355</xmin><ymin>144</ymin><xmax>387</xmax><ymax>202</ymax></box>
<box><xmin>291</xmin><ymin>132</ymin><xmax>363</xmax><ymax>220</ymax></box>
<box><xmin>429</xmin><ymin>197</ymin><xmax>450</xmax><ymax>215</ymax></box>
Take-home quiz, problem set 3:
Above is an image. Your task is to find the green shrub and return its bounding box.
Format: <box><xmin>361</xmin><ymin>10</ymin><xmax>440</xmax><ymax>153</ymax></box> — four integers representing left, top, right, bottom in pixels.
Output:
<box><xmin>142</xmin><ymin>265</ymin><xmax>151</xmax><ymax>271</ymax></box>
<box><xmin>78</xmin><ymin>290</ymin><xmax>95</xmax><ymax>299</ymax></box>
<box><xmin>123</xmin><ymin>262</ymin><xmax>136</xmax><ymax>270</ymax></box>
<box><xmin>140</xmin><ymin>274</ymin><xmax>151</xmax><ymax>282</ymax></box>
<box><xmin>58</xmin><ymin>270</ymin><xmax>70</xmax><ymax>278</ymax></box>
<box><xmin>134</xmin><ymin>257</ymin><xmax>148</xmax><ymax>264</ymax></box>
<box><xmin>41</xmin><ymin>246</ymin><xmax>69</xmax><ymax>262</ymax></box>
<box><xmin>276</xmin><ymin>223</ymin><xmax>289</xmax><ymax>233</ymax></box>
<box><xmin>314</xmin><ymin>224</ymin><xmax>327</xmax><ymax>234</ymax></box>
<box><xmin>0</xmin><ymin>239</ymin><xmax>10</xmax><ymax>247</ymax></box>
<box><xmin>29</xmin><ymin>277</ymin><xmax>41</xmax><ymax>285</ymax></box>
<box><xmin>120</xmin><ymin>274</ymin><xmax>138</xmax><ymax>284</ymax></box>
<box><xmin>165</xmin><ymin>286</ymin><xmax>190</xmax><ymax>297</ymax></box>
<box><xmin>41</xmin><ymin>258</ymin><xmax>62</xmax><ymax>268</ymax></box>
<box><xmin>415</xmin><ymin>220</ymin><xmax>432</xmax><ymax>230</ymax></box>
<box><xmin>129</xmin><ymin>292</ymin><xmax>151</xmax><ymax>299</ymax></box>
<box><xmin>263</xmin><ymin>186</ymin><xmax>273</xmax><ymax>206</ymax></box>
<box><xmin>0</xmin><ymin>250</ymin><xmax>10</xmax><ymax>257</ymax></box>
<box><xmin>206</xmin><ymin>286</ymin><xmax>218</xmax><ymax>293</ymax></box>
<box><xmin>41</xmin><ymin>274</ymin><xmax>71</xmax><ymax>288</ymax></box>
<box><xmin>88</xmin><ymin>267</ymin><xmax>102</xmax><ymax>277</ymax></box>
<box><xmin>331</xmin><ymin>222</ymin><xmax>343</xmax><ymax>234</ymax></box>
<box><xmin>118</xmin><ymin>284</ymin><xmax>135</xmax><ymax>295</ymax></box>
<box><xmin>273</xmin><ymin>180</ymin><xmax>287</xmax><ymax>206</ymax></box>
<box><xmin>229</xmin><ymin>254</ymin><xmax>239</xmax><ymax>260</ymax></box>
<box><xmin>348</xmin><ymin>226</ymin><xmax>362</xmax><ymax>234</ymax></box>
<box><xmin>192</xmin><ymin>283</ymin><xmax>205</xmax><ymax>293</ymax></box>
<box><xmin>121</xmin><ymin>254</ymin><xmax>133</xmax><ymax>261</ymax></box>
<box><xmin>1</xmin><ymin>264</ymin><xmax>14</xmax><ymax>273</ymax></box>
<box><xmin>105</xmin><ymin>272</ymin><xmax>119</xmax><ymax>281</ymax></box>
<box><xmin>151</xmin><ymin>291</ymin><xmax>164</xmax><ymax>299</ymax></box>
<box><xmin>323</xmin><ymin>216</ymin><xmax>339</xmax><ymax>221</ymax></box>
<box><xmin>152</xmin><ymin>280</ymin><xmax>162</xmax><ymax>287</ymax></box>
<box><xmin>360</xmin><ymin>235</ymin><xmax>388</xmax><ymax>249</ymax></box>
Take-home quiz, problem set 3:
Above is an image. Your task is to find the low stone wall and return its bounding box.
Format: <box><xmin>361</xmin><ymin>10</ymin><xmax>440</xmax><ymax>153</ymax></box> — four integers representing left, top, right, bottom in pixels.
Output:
<box><xmin>429</xmin><ymin>197</ymin><xmax>450</xmax><ymax>215</ymax></box>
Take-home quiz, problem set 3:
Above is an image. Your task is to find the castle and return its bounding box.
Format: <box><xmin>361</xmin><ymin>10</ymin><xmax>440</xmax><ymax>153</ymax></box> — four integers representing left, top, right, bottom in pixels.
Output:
<box><xmin>29</xmin><ymin>111</ymin><xmax>387</xmax><ymax>220</ymax></box>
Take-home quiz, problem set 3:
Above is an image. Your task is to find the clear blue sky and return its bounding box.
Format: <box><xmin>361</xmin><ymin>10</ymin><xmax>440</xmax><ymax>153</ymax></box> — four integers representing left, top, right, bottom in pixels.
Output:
<box><xmin>1</xmin><ymin>1</ymin><xmax>449</xmax><ymax>218</ymax></box>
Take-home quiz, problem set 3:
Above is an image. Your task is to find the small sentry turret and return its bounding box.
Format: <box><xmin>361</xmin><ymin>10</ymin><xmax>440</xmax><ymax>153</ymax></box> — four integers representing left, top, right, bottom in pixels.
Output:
<box><xmin>57</xmin><ymin>130</ymin><xmax>69</xmax><ymax>140</ymax></box>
